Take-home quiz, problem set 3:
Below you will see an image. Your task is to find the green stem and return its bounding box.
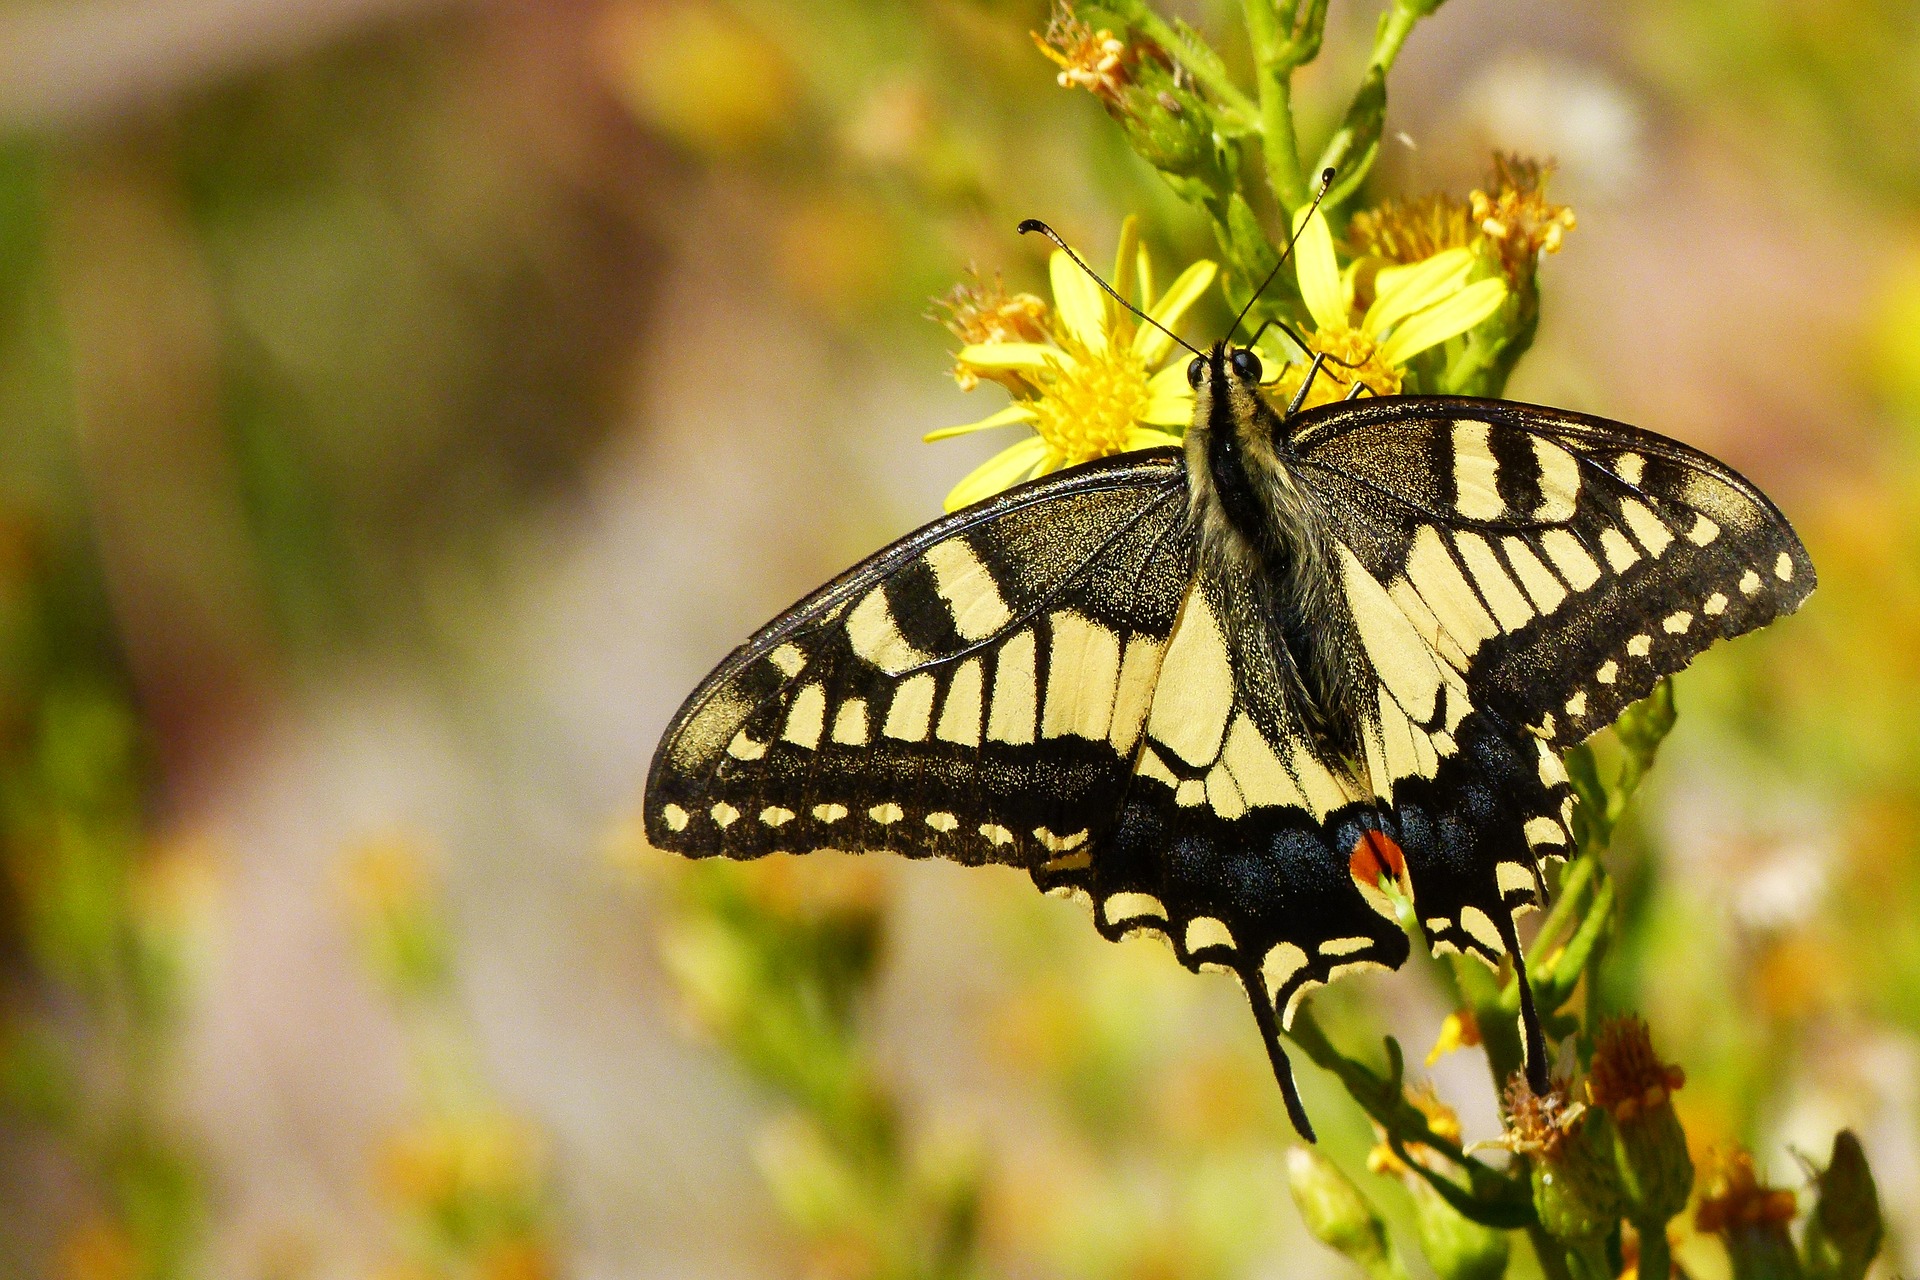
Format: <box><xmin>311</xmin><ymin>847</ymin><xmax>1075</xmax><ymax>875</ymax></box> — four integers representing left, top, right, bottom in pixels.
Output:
<box><xmin>1373</xmin><ymin>3</ymin><xmax>1422</xmax><ymax>70</ymax></box>
<box><xmin>1565</xmin><ymin>1238</ymin><xmax>1614</xmax><ymax>1280</ymax></box>
<box><xmin>1527</xmin><ymin>1222</ymin><xmax>1577</xmax><ymax>1280</ymax></box>
<box><xmin>1240</xmin><ymin>0</ymin><xmax>1309</xmax><ymax>210</ymax></box>
<box><xmin>1635</xmin><ymin>1218</ymin><xmax>1673</xmax><ymax>1280</ymax></box>
<box><xmin>1118</xmin><ymin>4</ymin><xmax>1259</xmax><ymax>122</ymax></box>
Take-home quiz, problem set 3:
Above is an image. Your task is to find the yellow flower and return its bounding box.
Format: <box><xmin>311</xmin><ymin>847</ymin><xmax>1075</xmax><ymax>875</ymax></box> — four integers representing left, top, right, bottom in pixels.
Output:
<box><xmin>1424</xmin><ymin>1007</ymin><xmax>1482</xmax><ymax>1066</ymax></box>
<box><xmin>1267</xmin><ymin>208</ymin><xmax>1508</xmax><ymax>411</ymax></box>
<box><xmin>930</xmin><ymin>219</ymin><xmax>1215</xmax><ymax>511</ymax></box>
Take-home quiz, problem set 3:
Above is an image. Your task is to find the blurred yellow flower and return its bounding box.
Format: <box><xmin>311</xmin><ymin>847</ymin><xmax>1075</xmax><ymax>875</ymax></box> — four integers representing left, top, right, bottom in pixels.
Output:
<box><xmin>377</xmin><ymin>1112</ymin><xmax>549</xmax><ymax>1211</ymax></box>
<box><xmin>338</xmin><ymin>833</ymin><xmax>452</xmax><ymax>999</ymax></box>
<box><xmin>598</xmin><ymin>1</ymin><xmax>794</xmax><ymax>156</ymax></box>
<box><xmin>1424</xmin><ymin>1007</ymin><xmax>1481</xmax><ymax>1065</ymax></box>
<box><xmin>930</xmin><ymin>221</ymin><xmax>1215</xmax><ymax>511</ymax></box>
<box><xmin>339</xmin><ymin>833</ymin><xmax>433</xmax><ymax>921</ymax></box>
<box><xmin>478</xmin><ymin>1239</ymin><xmax>560</xmax><ymax>1280</ymax></box>
<box><xmin>58</xmin><ymin>1219</ymin><xmax>139</xmax><ymax>1280</ymax></box>
<box><xmin>1268</xmin><ymin>209</ymin><xmax>1507</xmax><ymax>410</ymax></box>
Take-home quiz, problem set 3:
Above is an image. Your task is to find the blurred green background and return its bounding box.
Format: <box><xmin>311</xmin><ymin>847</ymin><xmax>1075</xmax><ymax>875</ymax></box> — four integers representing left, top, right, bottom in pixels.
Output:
<box><xmin>0</xmin><ymin>0</ymin><xmax>1914</xmax><ymax>1277</ymax></box>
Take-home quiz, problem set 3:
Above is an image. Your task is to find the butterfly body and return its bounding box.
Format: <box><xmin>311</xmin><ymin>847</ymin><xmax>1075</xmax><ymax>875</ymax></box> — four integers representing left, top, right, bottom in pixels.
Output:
<box><xmin>645</xmin><ymin>347</ymin><xmax>1813</xmax><ymax>1138</ymax></box>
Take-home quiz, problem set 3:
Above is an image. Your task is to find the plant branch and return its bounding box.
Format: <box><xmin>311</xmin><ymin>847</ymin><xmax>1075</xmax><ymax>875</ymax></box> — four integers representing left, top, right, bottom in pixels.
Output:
<box><xmin>1240</xmin><ymin>0</ymin><xmax>1329</xmax><ymax>211</ymax></box>
<box><xmin>1112</xmin><ymin>2</ymin><xmax>1259</xmax><ymax>123</ymax></box>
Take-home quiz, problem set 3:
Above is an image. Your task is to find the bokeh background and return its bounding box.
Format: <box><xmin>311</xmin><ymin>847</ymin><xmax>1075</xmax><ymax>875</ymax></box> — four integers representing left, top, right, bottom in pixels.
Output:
<box><xmin>0</xmin><ymin>0</ymin><xmax>1916</xmax><ymax>1277</ymax></box>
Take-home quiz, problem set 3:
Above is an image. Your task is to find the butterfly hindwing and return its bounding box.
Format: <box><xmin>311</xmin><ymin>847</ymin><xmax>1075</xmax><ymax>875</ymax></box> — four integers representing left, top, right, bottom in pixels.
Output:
<box><xmin>1037</xmin><ymin>566</ymin><xmax>1412</xmax><ymax>991</ymax></box>
<box><xmin>644</xmin><ymin>451</ymin><xmax>1193</xmax><ymax>869</ymax></box>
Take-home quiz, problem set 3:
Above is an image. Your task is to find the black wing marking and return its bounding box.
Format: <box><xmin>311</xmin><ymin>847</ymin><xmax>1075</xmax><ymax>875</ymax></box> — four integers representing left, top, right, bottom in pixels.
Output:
<box><xmin>1033</xmin><ymin>563</ymin><xmax>1413</xmax><ymax>1138</ymax></box>
<box><xmin>643</xmin><ymin>450</ymin><xmax>1193</xmax><ymax>871</ymax></box>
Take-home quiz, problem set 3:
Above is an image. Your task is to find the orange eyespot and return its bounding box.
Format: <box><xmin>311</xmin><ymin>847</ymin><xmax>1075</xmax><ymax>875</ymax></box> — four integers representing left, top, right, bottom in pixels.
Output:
<box><xmin>1350</xmin><ymin>829</ymin><xmax>1406</xmax><ymax>890</ymax></box>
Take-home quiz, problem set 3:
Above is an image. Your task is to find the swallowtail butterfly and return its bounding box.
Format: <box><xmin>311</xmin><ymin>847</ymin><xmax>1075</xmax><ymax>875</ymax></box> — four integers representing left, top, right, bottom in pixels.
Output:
<box><xmin>644</xmin><ymin>338</ymin><xmax>1812</xmax><ymax>1138</ymax></box>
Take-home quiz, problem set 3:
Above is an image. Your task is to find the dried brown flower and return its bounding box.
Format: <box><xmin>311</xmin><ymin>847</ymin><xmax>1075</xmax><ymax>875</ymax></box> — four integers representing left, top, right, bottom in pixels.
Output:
<box><xmin>1470</xmin><ymin>153</ymin><xmax>1576</xmax><ymax>282</ymax></box>
<box><xmin>1497</xmin><ymin>1071</ymin><xmax>1587</xmax><ymax>1159</ymax></box>
<box><xmin>1695</xmin><ymin>1148</ymin><xmax>1798</xmax><ymax>1231</ymax></box>
<box><xmin>931</xmin><ymin>273</ymin><xmax>1050</xmax><ymax>392</ymax></box>
<box><xmin>1035</xmin><ymin>4</ymin><xmax>1134</xmax><ymax>107</ymax></box>
<box><xmin>1586</xmin><ymin>1014</ymin><xmax>1687</xmax><ymax>1123</ymax></box>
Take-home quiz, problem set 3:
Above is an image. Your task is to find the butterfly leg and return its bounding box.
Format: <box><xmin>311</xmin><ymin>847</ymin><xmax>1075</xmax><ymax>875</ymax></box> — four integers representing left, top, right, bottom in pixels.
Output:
<box><xmin>1284</xmin><ymin>352</ymin><xmax>1331</xmax><ymax>418</ymax></box>
<box><xmin>1239</xmin><ymin>963</ymin><xmax>1317</xmax><ymax>1141</ymax></box>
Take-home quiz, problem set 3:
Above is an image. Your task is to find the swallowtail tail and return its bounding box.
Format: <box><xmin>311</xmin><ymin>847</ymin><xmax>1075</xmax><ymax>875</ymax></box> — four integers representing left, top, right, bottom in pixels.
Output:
<box><xmin>644</xmin><ymin>341</ymin><xmax>1812</xmax><ymax>1138</ymax></box>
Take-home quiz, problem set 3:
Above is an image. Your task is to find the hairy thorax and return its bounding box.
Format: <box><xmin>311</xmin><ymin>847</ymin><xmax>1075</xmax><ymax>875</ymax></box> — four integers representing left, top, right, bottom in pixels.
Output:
<box><xmin>1184</xmin><ymin>368</ymin><xmax>1364</xmax><ymax>757</ymax></box>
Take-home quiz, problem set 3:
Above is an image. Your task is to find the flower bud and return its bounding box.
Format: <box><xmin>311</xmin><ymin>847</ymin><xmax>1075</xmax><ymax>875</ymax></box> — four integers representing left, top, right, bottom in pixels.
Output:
<box><xmin>1035</xmin><ymin>5</ymin><xmax>1235</xmax><ymax>205</ymax></box>
<box><xmin>1801</xmin><ymin>1131</ymin><xmax>1882</xmax><ymax>1280</ymax></box>
<box><xmin>1496</xmin><ymin>1074</ymin><xmax>1624</xmax><ymax>1244</ymax></box>
<box><xmin>1696</xmin><ymin>1149</ymin><xmax>1802</xmax><ymax>1280</ymax></box>
<box><xmin>1407</xmin><ymin>1175</ymin><xmax>1509</xmax><ymax>1280</ymax></box>
<box><xmin>1286</xmin><ymin>1147</ymin><xmax>1402</xmax><ymax>1280</ymax></box>
<box><xmin>1588</xmin><ymin>1015</ymin><xmax>1693</xmax><ymax>1226</ymax></box>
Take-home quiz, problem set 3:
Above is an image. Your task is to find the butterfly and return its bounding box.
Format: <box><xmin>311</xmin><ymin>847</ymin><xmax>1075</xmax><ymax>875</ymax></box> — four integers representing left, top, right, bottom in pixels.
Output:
<box><xmin>643</xmin><ymin>283</ymin><xmax>1813</xmax><ymax>1140</ymax></box>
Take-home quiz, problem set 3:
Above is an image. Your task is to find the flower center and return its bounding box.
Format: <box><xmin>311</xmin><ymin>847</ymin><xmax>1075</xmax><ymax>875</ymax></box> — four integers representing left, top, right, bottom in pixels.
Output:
<box><xmin>1032</xmin><ymin>343</ymin><xmax>1150</xmax><ymax>467</ymax></box>
<box><xmin>1276</xmin><ymin>325</ymin><xmax>1402</xmax><ymax>411</ymax></box>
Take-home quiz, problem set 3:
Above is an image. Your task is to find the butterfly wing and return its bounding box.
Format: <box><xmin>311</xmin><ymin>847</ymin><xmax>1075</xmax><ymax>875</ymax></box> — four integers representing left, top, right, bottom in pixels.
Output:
<box><xmin>1289</xmin><ymin>394</ymin><xmax>1813</xmax><ymax>1075</ymax></box>
<box><xmin>644</xmin><ymin>450</ymin><xmax>1194</xmax><ymax>870</ymax></box>
<box><xmin>1039</xmin><ymin>560</ymin><xmax>1414</xmax><ymax>1138</ymax></box>
<box><xmin>647</xmin><ymin>445</ymin><xmax>1422</xmax><ymax>1138</ymax></box>
<box><xmin>1292</xmin><ymin>395</ymin><xmax>1815</xmax><ymax>748</ymax></box>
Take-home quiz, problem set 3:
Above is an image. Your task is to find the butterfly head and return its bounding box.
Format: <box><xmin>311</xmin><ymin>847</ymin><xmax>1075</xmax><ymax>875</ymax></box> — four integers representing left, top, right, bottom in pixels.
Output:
<box><xmin>1186</xmin><ymin>340</ymin><xmax>1276</xmax><ymax>452</ymax></box>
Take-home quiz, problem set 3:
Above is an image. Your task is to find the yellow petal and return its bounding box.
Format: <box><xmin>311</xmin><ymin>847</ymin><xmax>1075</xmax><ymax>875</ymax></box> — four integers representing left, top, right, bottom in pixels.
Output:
<box><xmin>1134</xmin><ymin>260</ymin><xmax>1217</xmax><ymax>365</ymax></box>
<box><xmin>1378</xmin><ymin>277</ymin><xmax>1509</xmax><ymax>366</ymax></box>
<box><xmin>1363</xmin><ymin>249</ymin><xmax>1475</xmax><ymax>338</ymax></box>
<box><xmin>1135</xmin><ymin>243</ymin><xmax>1155</xmax><ymax>311</ymax></box>
<box><xmin>1051</xmin><ymin>250</ymin><xmax>1109</xmax><ymax>353</ymax></box>
<box><xmin>1123</xmin><ymin>427</ymin><xmax>1183</xmax><ymax>451</ymax></box>
<box><xmin>923</xmin><ymin>402</ymin><xmax>1039</xmax><ymax>441</ymax></box>
<box><xmin>1112</xmin><ymin>214</ymin><xmax>1141</xmax><ymax>302</ymax></box>
<box><xmin>1291</xmin><ymin>208</ymin><xmax>1349</xmax><ymax>332</ymax></box>
<box><xmin>943</xmin><ymin>436</ymin><xmax>1051</xmax><ymax>511</ymax></box>
<box><xmin>1137</xmin><ymin>395</ymin><xmax>1194</xmax><ymax>426</ymax></box>
<box><xmin>956</xmin><ymin>342</ymin><xmax>1065</xmax><ymax>372</ymax></box>
<box><xmin>1146</xmin><ymin>362</ymin><xmax>1193</xmax><ymax>398</ymax></box>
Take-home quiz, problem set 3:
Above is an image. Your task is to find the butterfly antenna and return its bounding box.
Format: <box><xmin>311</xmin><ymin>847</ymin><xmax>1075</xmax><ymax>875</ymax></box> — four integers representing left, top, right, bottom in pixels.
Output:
<box><xmin>1017</xmin><ymin>220</ymin><xmax>1203</xmax><ymax>359</ymax></box>
<box><xmin>1225</xmin><ymin>167</ymin><xmax>1338</xmax><ymax>348</ymax></box>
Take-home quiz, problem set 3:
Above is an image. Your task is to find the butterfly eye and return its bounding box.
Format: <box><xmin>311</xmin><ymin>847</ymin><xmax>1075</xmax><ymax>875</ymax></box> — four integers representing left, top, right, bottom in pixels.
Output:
<box><xmin>1187</xmin><ymin>355</ymin><xmax>1206</xmax><ymax>388</ymax></box>
<box><xmin>1230</xmin><ymin>347</ymin><xmax>1263</xmax><ymax>382</ymax></box>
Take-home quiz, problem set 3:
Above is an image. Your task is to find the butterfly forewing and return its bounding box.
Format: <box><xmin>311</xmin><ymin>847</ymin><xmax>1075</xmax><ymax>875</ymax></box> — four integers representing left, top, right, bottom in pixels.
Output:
<box><xmin>645</xmin><ymin>452</ymin><xmax>1193</xmax><ymax>869</ymax></box>
<box><xmin>1294</xmin><ymin>396</ymin><xmax>1815</xmax><ymax>751</ymax></box>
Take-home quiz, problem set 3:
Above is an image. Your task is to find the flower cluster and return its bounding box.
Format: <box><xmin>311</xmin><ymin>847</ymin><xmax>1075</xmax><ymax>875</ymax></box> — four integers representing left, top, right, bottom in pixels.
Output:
<box><xmin>930</xmin><ymin>219</ymin><xmax>1213</xmax><ymax>510</ymax></box>
<box><xmin>1262</xmin><ymin>207</ymin><xmax>1507</xmax><ymax>409</ymax></box>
